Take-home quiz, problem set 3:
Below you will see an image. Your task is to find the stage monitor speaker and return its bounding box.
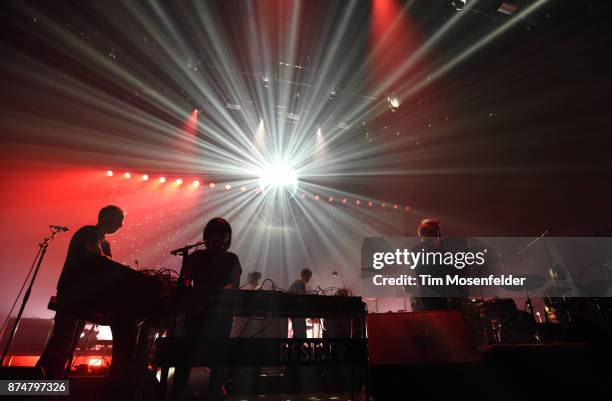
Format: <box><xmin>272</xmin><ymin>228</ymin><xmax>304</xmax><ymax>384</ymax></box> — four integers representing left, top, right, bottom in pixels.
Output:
<box><xmin>367</xmin><ymin>311</ymin><xmax>481</xmax><ymax>365</ymax></box>
<box><xmin>0</xmin><ymin>318</ymin><xmax>53</xmax><ymax>356</ymax></box>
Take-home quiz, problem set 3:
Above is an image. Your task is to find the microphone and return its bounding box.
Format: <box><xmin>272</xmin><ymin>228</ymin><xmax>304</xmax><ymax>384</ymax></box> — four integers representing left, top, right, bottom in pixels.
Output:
<box><xmin>49</xmin><ymin>225</ymin><xmax>69</xmax><ymax>232</ymax></box>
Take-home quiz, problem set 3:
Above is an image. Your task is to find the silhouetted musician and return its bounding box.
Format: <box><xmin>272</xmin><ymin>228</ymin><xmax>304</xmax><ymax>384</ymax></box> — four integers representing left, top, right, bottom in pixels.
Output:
<box><xmin>37</xmin><ymin>205</ymin><xmax>149</xmax><ymax>400</ymax></box>
<box><xmin>288</xmin><ymin>268</ymin><xmax>312</xmax><ymax>338</ymax></box>
<box><xmin>171</xmin><ymin>217</ymin><xmax>242</xmax><ymax>401</ymax></box>
<box><xmin>411</xmin><ymin>218</ymin><xmax>467</xmax><ymax>311</ymax></box>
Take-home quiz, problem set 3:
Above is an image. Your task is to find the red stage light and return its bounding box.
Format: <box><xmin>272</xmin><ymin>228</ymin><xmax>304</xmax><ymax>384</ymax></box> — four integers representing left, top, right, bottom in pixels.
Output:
<box><xmin>159</xmin><ymin>177</ymin><xmax>166</xmax><ymax>183</ymax></box>
<box><xmin>393</xmin><ymin>204</ymin><xmax>398</xmax><ymax>209</ymax></box>
<box><xmin>124</xmin><ymin>172</ymin><xmax>131</xmax><ymax>179</ymax></box>
<box><xmin>368</xmin><ymin>201</ymin><xmax>373</xmax><ymax>207</ymax></box>
<box><xmin>342</xmin><ymin>198</ymin><xmax>347</xmax><ymax>204</ymax></box>
<box><xmin>315</xmin><ymin>194</ymin><xmax>320</xmax><ymax>200</ymax></box>
<box><xmin>328</xmin><ymin>196</ymin><xmax>334</xmax><ymax>202</ymax></box>
<box><xmin>382</xmin><ymin>203</ymin><xmax>386</xmax><ymax>208</ymax></box>
<box><xmin>106</xmin><ymin>170</ymin><xmax>113</xmax><ymax>177</ymax></box>
<box><xmin>356</xmin><ymin>200</ymin><xmax>361</xmax><ymax>205</ymax></box>
<box><xmin>142</xmin><ymin>174</ymin><xmax>149</xmax><ymax>181</ymax></box>
<box><xmin>176</xmin><ymin>178</ymin><xmax>183</xmax><ymax>185</ymax></box>
<box><xmin>192</xmin><ymin>180</ymin><xmax>200</xmax><ymax>187</ymax></box>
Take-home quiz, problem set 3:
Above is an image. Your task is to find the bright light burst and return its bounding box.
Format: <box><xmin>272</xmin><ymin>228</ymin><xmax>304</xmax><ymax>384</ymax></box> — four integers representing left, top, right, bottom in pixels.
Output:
<box><xmin>2</xmin><ymin>0</ymin><xmax>552</xmax><ymax>292</ymax></box>
<box><xmin>257</xmin><ymin>163</ymin><xmax>299</xmax><ymax>193</ymax></box>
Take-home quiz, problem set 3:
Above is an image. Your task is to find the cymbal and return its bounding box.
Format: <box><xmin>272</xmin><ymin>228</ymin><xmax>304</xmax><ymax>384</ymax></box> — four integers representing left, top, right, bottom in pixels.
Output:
<box><xmin>501</xmin><ymin>274</ymin><xmax>547</xmax><ymax>291</ymax></box>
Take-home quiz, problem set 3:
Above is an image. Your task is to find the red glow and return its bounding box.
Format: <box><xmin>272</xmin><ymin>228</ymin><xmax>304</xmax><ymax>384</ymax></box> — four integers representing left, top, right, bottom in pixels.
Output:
<box><xmin>106</xmin><ymin>170</ymin><xmax>113</xmax><ymax>177</ymax></box>
<box><xmin>159</xmin><ymin>176</ymin><xmax>166</xmax><ymax>183</ymax></box>
<box><xmin>328</xmin><ymin>196</ymin><xmax>334</xmax><ymax>202</ymax></box>
<box><xmin>192</xmin><ymin>180</ymin><xmax>200</xmax><ymax>187</ymax></box>
<box><xmin>176</xmin><ymin>178</ymin><xmax>183</xmax><ymax>185</ymax></box>
<box><xmin>183</xmin><ymin>109</ymin><xmax>199</xmax><ymax>136</ymax></box>
<box><xmin>370</xmin><ymin>0</ymin><xmax>421</xmax><ymax>91</ymax></box>
<box><xmin>342</xmin><ymin>198</ymin><xmax>347</xmax><ymax>204</ymax></box>
<box><xmin>4</xmin><ymin>356</ymin><xmax>39</xmax><ymax>367</ymax></box>
<box><xmin>368</xmin><ymin>201</ymin><xmax>373</xmax><ymax>207</ymax></box>
<box><xmin>356</xmin><ymin>200</ymin><xmax>361</xmax><ymax>205</ymax></box>
<box><xmin>124</xmin><ymin>172</ymin><xmax>131</xmax><ymax>179</ymax></box>
<box><xmin>142</xmin><ymin>174</ymin><xmax>149</xmax><ymax>181</ymax></box>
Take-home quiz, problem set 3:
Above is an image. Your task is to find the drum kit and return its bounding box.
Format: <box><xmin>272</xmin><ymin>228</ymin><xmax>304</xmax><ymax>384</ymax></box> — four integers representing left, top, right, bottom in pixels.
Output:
<box><xmin>461</xmin><ymin>270</ymin><xmax>612</xmax><ymax>345</ymax></box>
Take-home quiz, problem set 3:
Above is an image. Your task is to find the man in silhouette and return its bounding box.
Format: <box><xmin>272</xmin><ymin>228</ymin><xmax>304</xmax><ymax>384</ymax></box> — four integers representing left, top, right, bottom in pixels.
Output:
<box><xmin>37</xmin><ymin>205</ymin><xmax>142</xmax><ymax>400</ymax></box>
<box><xmin>37</xmin><ymin>205</ymin><xmax>124</xmax><ymax>378</ymax></box>
<box><xmin>288</xmin><ymin>268</ymin><xmax>312</xmax><ymax>338</ymax></box>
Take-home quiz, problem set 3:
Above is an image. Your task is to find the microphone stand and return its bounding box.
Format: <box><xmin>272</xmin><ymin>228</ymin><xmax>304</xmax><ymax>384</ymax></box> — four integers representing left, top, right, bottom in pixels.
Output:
<box><xmin>170</xmin><ymin>240</ymin><xmax>205</xmax><ymax>283</ymax></box>
<box><xmin>158</xmin><ymin>240</ymin><xmax>205</xmax><ymax>395</ymax></box>
<box><xmin>1</xmin><ymin>227</ymin><xmax>64</xmax><ymax>366</ymax></box>
<box><xmin>517</xmin><ymin>231</ymin><xmax>549</xmax><ymax>323</ymax></box>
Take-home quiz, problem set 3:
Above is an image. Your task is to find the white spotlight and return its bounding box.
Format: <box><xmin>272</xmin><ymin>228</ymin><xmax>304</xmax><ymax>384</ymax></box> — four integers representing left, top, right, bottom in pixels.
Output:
<box><xmin>258</xmin><ymin>163</ymin><xmax>298</xmax><ymax>190</ymax></box>
<box><xmin>451</xmin><ymin>0</ymin><xmax>467</xmax><ymax>11</ymax></box>
<box><xmin>387</xmin><ymin>96</ymin><xmax>401</xmax><ymax>111</ymax></box>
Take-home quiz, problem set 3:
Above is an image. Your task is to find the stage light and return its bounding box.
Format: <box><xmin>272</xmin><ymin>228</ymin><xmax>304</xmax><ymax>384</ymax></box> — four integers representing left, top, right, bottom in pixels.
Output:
<box><xmin>209</xmin><ymin>182</ymin><xmax>216</xmax><ymax>188</ymax></box>
<box><xmin>124</xmin><ymin>172</ymin><xmax>131</xmax><ymax>179</ymax></box>
<box><xmin>356</xmin><ymin>200</ymin><xmax>361</xmax><ymax>205</ymax></box>
<box><xmin>176</xmin><ymin>178</ymin><xmax>183</xmax><ymax>185</ymax></box>
<box><xmin>382</xmin><ymin>203</ymin><xmax>386</xmax><ymax>208</ymax></box>
<box><xmin>240</xmin><ymin>186</ymin><xmax>247</xmax><ymax>192</ymax></box>
<box><xmin>328</xmin><ymin>196</ymin><xmax>334</xmax><ymax>203</ymax></box>
<box><xmin>498</xmin><ymin>2</ymin><xmax>518</xmax><ymax>15</ymax></box>
<box><xmin>192</xmin><ymin>180</ymin><xmax>200</xmax><ymax>187</ymax></box>
<box><xmin>258</xmin><ymin>164</ymin><xmax>298</xmax><ymax>190</ymax></box>
<box><xmin>405</xmin><ymin>205</ymin><xmax>411</xmax><ymax>211</ymax></box>
<box><xmin>368</xmin><ymin>201</ymin><xmax>373</xmax><ymax>207</ymax></box>
<box><xmin>88</xmin><ymin>357</ymin><xmax>104</xmax><ymax>367</ymax></box>
<box><xmin>451</xmin><ymin>0</ymin><xmax>467</xmax><ymax>11</ymax></box>
<box><xmin>393</xmin><ymin>204</ymin><xmax>398</xmax><ymax>209</ymax></box>
<box><xmin>342</xmin><ymin>198</ymin><xmax>347</xmax><ymax>204</ymax></box>
<box><xmin>387</xmin><ymin>96</ymin><xmax>401</xmax><ymax>112</ymax></box>
<box><xmin>225</xmin><ymin>184</ymin><xmax>232</xmax><ymax>190</ymax></box>
<box><xmin>106</xmin><ymin>170</ymin><xmax>113</xmax><ymax>177</ymax></box>
<box><xmin>142</xmin><ymin>174</ymin><xmax>149</xmax><ymax>181</ymax></box>
<box><xmin>315</xmin><ymin>194</ymin><xmax>320</xmax><ymax>201</ymax></box>
<box><xmin>159</xmin><ymin>177</ymin><xmax>166</xmax><ymax>183</ymax></box>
